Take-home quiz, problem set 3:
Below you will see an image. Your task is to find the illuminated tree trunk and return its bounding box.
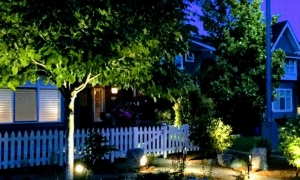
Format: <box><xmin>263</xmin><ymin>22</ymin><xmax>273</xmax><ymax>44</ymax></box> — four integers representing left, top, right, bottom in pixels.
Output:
<box><xmin>65</xmin><ymin>92</ymin><xmax>77</xmax><ymax>180</ymax></box>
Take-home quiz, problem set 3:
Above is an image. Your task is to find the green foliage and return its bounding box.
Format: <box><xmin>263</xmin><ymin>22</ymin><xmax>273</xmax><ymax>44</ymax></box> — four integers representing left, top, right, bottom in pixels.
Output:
<box><xmin>173</xmin><ymin>86</ymin><xmax>232</xmax><ymax>157</ymax></box>
<box><xmin>0</xmin><ymin>0</ymin><xmax>198</xmax><ymax>100</ymax></box>
<box><xmin>198</xmin><ymin>0</ymin><xmax>285</xmax><ymax>131</ymax></box>
<box><xmin>208</xmin><ymin>118</ymin><xmax>233</xmax><ymax>154</ymax></box>
<box><xmin>82</xmin><ymin>130</ymin><xmax>117</xmax><ymax>170</ymax></box>
<box><xmin>279</xmin><ymin>116</ymin><xmax>300</xmax><ymax>169</ymax></box>
<box><xmin>173</xmin><ymin>87</ymin><xmax>215</xmax><ymax>127</ymax></box>
<box><xmin>156</xmin><ymin>109</ymin><xmax>173</xmax><ymax>125</ymax></box>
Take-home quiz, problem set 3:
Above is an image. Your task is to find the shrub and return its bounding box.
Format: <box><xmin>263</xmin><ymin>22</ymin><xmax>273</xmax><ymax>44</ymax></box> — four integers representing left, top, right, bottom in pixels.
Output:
<box><xmin>279</xmin><ymin>116</ymin><xmax>300</xmax><ymax>170</ymax></box>
<box><xmin>82</xmin><ymin>130</ymin><xmax>117</xmax><ymax>171</ymax></box>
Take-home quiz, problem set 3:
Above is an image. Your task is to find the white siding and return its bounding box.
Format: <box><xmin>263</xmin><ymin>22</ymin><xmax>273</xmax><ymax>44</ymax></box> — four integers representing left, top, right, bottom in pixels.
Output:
<box><xmin>39</xmin><ymin>90</ymin><xmax>60</xmax><ymax>122</ymax></box>
<box><xmin>0</xmin><ymin>89</ymin><xmax>13</xmax><ymax>123</ymax></box>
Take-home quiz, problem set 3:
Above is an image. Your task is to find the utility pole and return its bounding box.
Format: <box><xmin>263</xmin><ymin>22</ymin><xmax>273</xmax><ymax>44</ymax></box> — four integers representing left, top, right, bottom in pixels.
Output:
<box><xmin>266</xmin><ymin>0</ymin><xmax>272</xmax><ymax>122</ymax></box>
<box><xmin>262</xmin><ymin>0</ymin><xmax>278</xmax><ymax>149</ymax></box>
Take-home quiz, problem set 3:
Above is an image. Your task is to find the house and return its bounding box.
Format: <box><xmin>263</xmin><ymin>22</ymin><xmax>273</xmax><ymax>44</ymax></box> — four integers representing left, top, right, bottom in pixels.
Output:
<box><xmin>0</xmin><ymin>77</ymin><xmax>140</xmax><ymax>132</ymax></box>
<box><xmin>271</xmin><ymin>21</ymin><xmax>300</xmax><ymax>120</ymax></box>
<box><xmin>174</xmin><ymin>35</ymin><xmax>216</xmax><ymax>75</ymax></box>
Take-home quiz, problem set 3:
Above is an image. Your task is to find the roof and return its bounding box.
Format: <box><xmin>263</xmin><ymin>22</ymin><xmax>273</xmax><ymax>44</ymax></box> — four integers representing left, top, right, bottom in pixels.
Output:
<box><xmin>271</xmin><ymin>21</ymin><xmax>288</xmax><ymax>45</ymax></box>
<box><xmin>271</xmin><ymin>21</ymin><xmax>300</xmax><ymax>52</ymax></box>
<box><xmin>189</xmin><ymin>35</ymin><xmax>215</xmax><ymax>51</ymax></box>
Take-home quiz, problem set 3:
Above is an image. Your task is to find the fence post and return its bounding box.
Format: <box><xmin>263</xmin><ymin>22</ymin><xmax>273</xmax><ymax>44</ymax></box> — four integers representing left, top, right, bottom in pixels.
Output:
<box><xmin>133</xmin><ymin>127</ymin><xmax>138</xmax><ymax>148</ymax></box>
<box><xmin>163</xmin><ymin>125</ymin><xmax>167</xmax><ymax>158</ymax></box>
<box><xmin>183</xmin><ymin>124</ymin><xmax>189</xmax><ymax>149</ymax></box>
<box><xmin>109</xmin><ymin>128</ymin><xmax>115</xmax><ymax>163</ymax></box>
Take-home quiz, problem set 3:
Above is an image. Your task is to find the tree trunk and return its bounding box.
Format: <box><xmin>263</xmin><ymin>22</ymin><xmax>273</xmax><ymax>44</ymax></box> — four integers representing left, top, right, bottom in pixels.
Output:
<box><xmin>65</xmin><ymin>93</ymin><xmax>77</xmax><ymax>180</ymax></box>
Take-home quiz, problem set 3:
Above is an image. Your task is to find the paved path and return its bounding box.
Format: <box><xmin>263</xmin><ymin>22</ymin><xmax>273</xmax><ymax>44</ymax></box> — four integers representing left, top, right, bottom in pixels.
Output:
<box><xmin>152</xmin><ymin>158</ymin><xmax>280</xmax><ymax>180</ymax></box>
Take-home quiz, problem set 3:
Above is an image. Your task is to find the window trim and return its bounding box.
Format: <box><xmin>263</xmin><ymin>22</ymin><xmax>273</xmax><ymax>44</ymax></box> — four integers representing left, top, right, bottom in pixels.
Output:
<box><xmin>272</xmin><ymin>88</ymin><xmax>293</xmax><ymax>112</ymax></box>
<box><xmin>185</xmin><ymin>51</ymin><xmax>195</xmax><ymax>62</ymax></box>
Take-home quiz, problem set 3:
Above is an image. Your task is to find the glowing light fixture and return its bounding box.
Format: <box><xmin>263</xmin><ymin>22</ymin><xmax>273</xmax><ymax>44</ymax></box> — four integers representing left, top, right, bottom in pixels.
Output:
<box><xmin>75</xmin><ymin>164</ymin><xmax>84</xmax><ymax>174</ymax></box>
<box><xmin>111</xmin><ymin>87</ymin><xmax>118</xmax><ymax>94</ymax></box>
<box><xmin>140</xmin><ymin>155</ymin><xmax>147</xmax><ymax>166</ymax></box>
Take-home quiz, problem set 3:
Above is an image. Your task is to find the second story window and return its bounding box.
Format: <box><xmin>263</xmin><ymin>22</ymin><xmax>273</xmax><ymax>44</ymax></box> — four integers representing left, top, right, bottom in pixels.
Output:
<box><xmin>285</xmin><ymin>59</ymin><xmax>296</xmax><ymax>74</ymax></box>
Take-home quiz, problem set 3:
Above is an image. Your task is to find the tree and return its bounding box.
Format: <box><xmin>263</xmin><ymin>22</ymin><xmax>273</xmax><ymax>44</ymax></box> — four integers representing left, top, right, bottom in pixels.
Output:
<box><xmin>173</xmin><ymin>87</ymin><xmax>232</xmax><ymax>157</ymax></box>
<box><xmin>0</xmin><ymin>0</ymin><xmax>199</xmax><ymax>179</ymax></box>
<box><xmin>198</xmin><ymin>0</ymin><xmax>285</xmax><ymax>132</ymax></box>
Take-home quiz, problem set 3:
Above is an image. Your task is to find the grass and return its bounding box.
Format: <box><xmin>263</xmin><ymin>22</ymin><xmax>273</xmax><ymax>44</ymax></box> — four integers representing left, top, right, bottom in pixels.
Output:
<box><xmin>228</xmin><ymin>136</ymin><xmax>261</xmax><ymax>152</ymax></box>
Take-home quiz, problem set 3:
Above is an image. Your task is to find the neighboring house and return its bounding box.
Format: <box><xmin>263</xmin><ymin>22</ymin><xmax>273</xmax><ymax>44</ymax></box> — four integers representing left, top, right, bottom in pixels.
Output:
<box><xmin>271</xmin><ymin>21</ymin><xmax>300</xmax><ymax>120</ymax></box>
<box><xmin>0</xmin><ymin>77</ymin><xmax>65</xmax><ymax>132</ymax></box>
<box><xmin>175</xmin><ymin>35</ymin><xmax>216</xmax><ymax>75</ymax></box>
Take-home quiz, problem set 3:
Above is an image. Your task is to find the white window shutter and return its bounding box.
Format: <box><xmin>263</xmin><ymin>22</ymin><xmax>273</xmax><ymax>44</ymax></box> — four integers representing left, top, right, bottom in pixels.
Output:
<box><xmin>39</xmin><ymin>89</ymin><xmax>60</xmax><ymax>122</ymax></box>
<box><xmin>0</xmin><ymin>89</ymin><xmax>13</xmax><ymax>123</ymax></box>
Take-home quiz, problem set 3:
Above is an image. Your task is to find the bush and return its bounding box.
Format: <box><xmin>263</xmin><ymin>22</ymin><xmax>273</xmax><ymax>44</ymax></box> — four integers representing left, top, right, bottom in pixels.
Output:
<box><xmin>82</xmin><ymin>130</ymin><xmax>117</xmax><ymax>171</ymax></box>
<box><xmin>279</xmin><ymin>116</ymin><xmax>300</xmax><ymax>169</ymax></box>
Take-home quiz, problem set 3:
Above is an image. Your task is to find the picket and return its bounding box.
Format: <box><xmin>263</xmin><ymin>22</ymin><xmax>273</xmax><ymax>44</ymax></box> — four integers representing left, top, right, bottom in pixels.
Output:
<box><xmin>0</xmin><ymin>124</ymin><xmax>199</xmax><ymax>169</ymax></box>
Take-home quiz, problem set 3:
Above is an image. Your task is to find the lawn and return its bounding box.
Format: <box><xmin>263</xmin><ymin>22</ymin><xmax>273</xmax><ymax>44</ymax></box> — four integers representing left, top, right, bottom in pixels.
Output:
<box><xmin>228</xmin><ymin>136</ymin><xmax>261</xmax><ymax>152</ymax></box>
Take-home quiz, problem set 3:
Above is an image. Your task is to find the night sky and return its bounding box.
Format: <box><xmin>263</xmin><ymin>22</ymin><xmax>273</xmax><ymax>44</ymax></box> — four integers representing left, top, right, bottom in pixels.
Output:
<box><xmin>190</xmin><ymin>1</ymin><xmax>300</xmax><ymax>41</ymax></box>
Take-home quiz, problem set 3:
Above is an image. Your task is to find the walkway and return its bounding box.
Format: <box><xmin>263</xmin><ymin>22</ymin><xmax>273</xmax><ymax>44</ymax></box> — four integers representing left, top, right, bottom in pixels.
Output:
<box><xmin>152</xmin><ymin>158</ymin><xmax>280</xmax><ymax>180</ymax></box>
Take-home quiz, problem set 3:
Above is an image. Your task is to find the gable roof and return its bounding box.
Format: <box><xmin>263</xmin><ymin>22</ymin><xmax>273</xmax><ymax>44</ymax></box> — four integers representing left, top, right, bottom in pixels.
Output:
<box><xmin>271</xmin><ymin>21</ymin><xmax>300</xmax><ymax>54</ymax></box>
<box><xmin>189</xmin><ymin>35</ymin><xmax>215</xmax><ymax>51</ymax></box>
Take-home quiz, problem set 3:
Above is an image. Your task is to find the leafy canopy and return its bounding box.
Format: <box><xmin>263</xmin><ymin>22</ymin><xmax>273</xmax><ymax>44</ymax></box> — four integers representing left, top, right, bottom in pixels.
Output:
<box><xmin>0</xmin><ymin>0</ymin><xmax>198</xmax><ymax>99</ymax></box>
<box><xmin>198</xmin><ymin>0</ymin><xmax>285</xmax><ymax>130</ymax></box>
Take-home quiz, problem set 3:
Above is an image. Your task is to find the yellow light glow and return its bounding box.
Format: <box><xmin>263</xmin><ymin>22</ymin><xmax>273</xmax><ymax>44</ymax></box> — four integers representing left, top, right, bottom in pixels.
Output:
<box><xmin>140</xmin><ymin>155</ymin><xmax>147</xmax><ymax>166</ymax></box>
<box><xmin>75</xmin><ymin>164</ymin><xmax>84</xmax><ymax>173</ymax></box>
<box><xmin>111</xmin><ymin>87</ymin><xmax>118</xmax><ymax>94</ymax></box>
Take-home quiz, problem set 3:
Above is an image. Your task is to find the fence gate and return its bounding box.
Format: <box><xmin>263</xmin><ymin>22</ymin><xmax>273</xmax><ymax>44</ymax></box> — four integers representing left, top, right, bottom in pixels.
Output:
<box><xmin>136</xmin><ymin>124</ymin><xmax>190</xmax><ymax>158</ymax></box>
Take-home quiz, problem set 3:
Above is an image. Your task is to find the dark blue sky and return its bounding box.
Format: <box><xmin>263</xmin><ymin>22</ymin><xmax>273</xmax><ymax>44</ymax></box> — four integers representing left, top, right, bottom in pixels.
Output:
<box><xmin>190</xmin><ymin>1</ymin><xmax>300</xmax><ymax>41</ymax></box>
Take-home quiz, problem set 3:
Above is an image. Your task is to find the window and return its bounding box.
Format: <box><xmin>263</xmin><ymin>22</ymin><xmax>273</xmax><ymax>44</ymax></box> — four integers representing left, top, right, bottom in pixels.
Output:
<box><xmin>93</xmin><ymin>88</ymin><xmax>105</xmax><ymax>122</ymax></box>
<box><xmin>175</xmin><ymin>55</ymin><xmax>183</xmax><ymax>70</ymax></box>
<box><xmin>15</xmin><ymin>89</ymin><xmax>37</xmax><ymax>121</ymax></box>
<box><xmin>273</xmin><ymin>89</ymin><xmax>292</xmax><ymax>112</ymax></box>
<box><xmin>0</xmin><ymin>88</ymin><xmax>61</xmax><ymax>123</ymax></box>
<box><xmin>185</xmin><ymin>51</ymin><xmax>195</xmax><ymax>62</ymax></box>
<box><xmin>285</xmin><ymin>60</ymin><xmax>296</xmax><ymax>74</ymax></box>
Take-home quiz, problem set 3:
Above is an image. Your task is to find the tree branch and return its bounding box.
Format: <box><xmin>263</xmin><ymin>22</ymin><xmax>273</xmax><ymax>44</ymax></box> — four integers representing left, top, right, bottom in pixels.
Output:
<box><xmin>32</xmin><ymin>59</ymin><xmax>46</xmax><ymax>68</ymax></box>
<box><xmin>73</xmin><ymin>73</ymin><xmax>91</xmax><ymax>95</ymax></box>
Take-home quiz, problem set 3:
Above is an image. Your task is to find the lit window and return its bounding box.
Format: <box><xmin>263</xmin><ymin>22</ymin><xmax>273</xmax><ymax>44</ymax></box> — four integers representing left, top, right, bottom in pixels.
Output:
<box><xmin>273</xmin><ymin>89</ymin><xmax>292</xmax><ymax>112</ymax></box>
<box><xmin>0</xmin><ymin>88</ymin><xmax>60</xmax><ymax>123</ymax></box>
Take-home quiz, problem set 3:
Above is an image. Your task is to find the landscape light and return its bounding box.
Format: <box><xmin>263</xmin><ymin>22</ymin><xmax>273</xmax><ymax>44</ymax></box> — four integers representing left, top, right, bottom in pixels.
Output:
<box><xmin>75</xmin><ymin>164</ymin><xmax>84</xmax><ymax>174</ymax></box>
<box><xmin>140</xmin><ymin>155</ymin><xmax>147</xmax><ymax>166</ymax></box>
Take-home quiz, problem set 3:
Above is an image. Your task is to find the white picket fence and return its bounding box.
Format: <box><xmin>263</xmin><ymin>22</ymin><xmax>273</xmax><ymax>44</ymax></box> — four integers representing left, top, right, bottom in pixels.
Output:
<box><xmin>0</xmin><ymin>124</ymin><xmax>199</xmax><ymax>169</ymax></box>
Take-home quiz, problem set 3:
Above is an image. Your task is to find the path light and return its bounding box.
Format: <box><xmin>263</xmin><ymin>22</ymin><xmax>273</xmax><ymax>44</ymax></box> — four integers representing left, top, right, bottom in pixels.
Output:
<box><xmin>248</xmin><ymin>155</ymin><xmax>252</xmax><ymax>179</ymax></box>
<box><xmin>140</xmin><ymin>155</ymin><xmax>147</xmax><ymax>166</ymax></box>
<box><xmin>75</xmin><ymin>164</ymin><xmax>85</xmax><ymax>174</ymax></box>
